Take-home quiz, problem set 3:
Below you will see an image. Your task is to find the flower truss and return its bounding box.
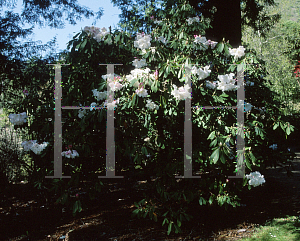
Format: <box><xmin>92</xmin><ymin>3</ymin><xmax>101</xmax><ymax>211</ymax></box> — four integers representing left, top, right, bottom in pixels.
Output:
<box><xmin>92</xmin><ymin>89</ymin><xmax>107</xmax><ymax>101</ymax></box>
<box><xmin>22</xmin><ymin>140</ymin><xmax>48</xmax><ymax>155</ymax></box>
<box><xmin>193</xmin><ymin>35</ymin><xmax>218</xmax><ymax>50</ymax></box>
<box><xmin>229</xmin><ymin>46</ymin><xmax>245</xmax><ymax>60</ymax></box>
<box><xmin>191</xmin><ymin>65</ymin><xmax>211</xmax><ymax>80</ymax></box>
<box><xmin>186</xmin><ymin>16</ymin><xmax>200</xmax><ymax>25</ymax></box>
<box><xmin>132</xmin><ymin>58</ymin><xmax>147</xmax><ymax>68</ymax></box>
<box><xmin>216</xmin><ymin>73</ymin><xmax>240</xmax><ymax>91</ymax></box>
<box><xmin>134</xmin><ymin>32</ymin><xmax>152</xmax><ymax>50</ymax></box>
<box><xmin>83</xmin><ymin>26</ymin><xmax>110</xmax><ymax>43</ymax></box>
<box><xmin>153</xmin><ymin>19</ymin><xmax>163</xmax><ymax>25</ymax></box>
<box><xmin>107</xmin><ymin>76</ymin><xmax>124</xmax><ymax>92</ymax></box>
<box><xmin>8</xmin><ymin>112</ymin><xmax>28</xmax><ymax>125</ymax></box>
<box><xmin>61</xmin><ymin>149</ymin><xmax>79</xmax><ymax>159</ymax></box>
<box><xmin>245</xmin><ymin>171</ymin><xmax>266</xmax><ymax>187</ymax></box>
<box><xmin>269</xmin><ymin>144</ymin><xmax>278</xmax><ymax>150</ymax></box>
<box><xmin>171</xmin><ymin>84</ymin><xmax>191</xmax><ymax>101</ymax></box>
<box><xmin>155</xmin><ymin>36</ymin><xmax>168</xmax><ymax>45</ymax></box>
<box><xmin>145</xmin><ymin>99</ymin><xmax>159</xmax><ymax>111</ymax></box>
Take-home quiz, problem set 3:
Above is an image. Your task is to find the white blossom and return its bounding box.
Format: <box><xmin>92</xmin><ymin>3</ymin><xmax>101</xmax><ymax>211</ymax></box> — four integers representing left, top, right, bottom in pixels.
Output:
<box><xmin>229</xmin><ymin>46</ymin><xmax>245</xmax><ymax>60</ymax></box>
<box><xmin>245</xmin><ymin>171</ymin><xmax>266</xmax><ymax>187</ymax></box>
<box><xmin>206</xmin><ymin>81</ymin><xmax>218</xmax><ymax>89</ymax></box>
<box><xmin>92</xmin><ymin>89</ymin><xmax>107</xmax><ymax>101</ymax></box>
<box><xmin>62</xmin><ymin>150</ymin><xmax>79</xmax><ymax>159</ymax></box>
<box><xmin>187</xmin><ymin>16</ymin><xmax>200</xmax><ymax>25</ymax></box>
<box><xmin>30</xmin><ymin>142</ymin><xmax>48</xmax><ymax>155</ymax></box>
<box><xmin>269</xmin><ymin>144</ymin><xmax>278</xmax><ymax>150</ymax></box>
<box><xmin>192</xmin><ymin>65</ymin><xmax>211</xmax><ymax>80</ymax></box>
<box><xmin>78</xmin><ymin>109</ymin><xmax>87</xmax><ymax>118</ymax></box>
<box><xmin>217</xmin><ymin>73</ymin><xmax>237</xmax><ymax>91</ymax></box>
<box><xmin>8</xmin><ymin>112</ymin><xmax>28</xmax><ymax>125</ymax></box>
<box><xmin>90</xmin><ymin>102</ymin><xmax>97</xmax><ymax>111</ymax></box>
<box><xmin>134</xmin><ymin>33</ymin><xmax>151</xmax><ymax>50</ymax></box>
<box><xmin>156</xmin><ymin>36</ymin><xmax>168</xmax><ymax>44</ymax></box>
<box><xmin>21</xmin><ymin>140</ymin><xmax>37</xmax><ymax>152</ymax></box>
<box><xmin>136</xmin><ymin>87</ymin><xmax>148</xmax><ymax>98</ymax></box>
<box><xmin>132</xmin><ymin>59</ymin><xmax>147</xmax><ymax>68</ymax></box>
<box><xmin>171</xmin><ymin>84</ymin><xmax>191</xmax><ymax>100</ymax></box>
<box><xmin>145</xmin><ymin>99</ymin><xmax>159</xmax><ymax>111</ymax></box>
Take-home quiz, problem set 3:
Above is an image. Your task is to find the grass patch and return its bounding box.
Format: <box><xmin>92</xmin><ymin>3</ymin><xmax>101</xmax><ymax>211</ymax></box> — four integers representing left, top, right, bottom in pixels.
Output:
<box><xmin>243</xmin><ymin>215</ymin><xmax>300</xmax><ymax>241</ymax></box>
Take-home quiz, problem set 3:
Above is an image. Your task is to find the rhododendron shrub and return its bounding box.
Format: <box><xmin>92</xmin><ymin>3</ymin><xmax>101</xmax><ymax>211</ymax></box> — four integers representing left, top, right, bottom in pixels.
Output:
<box><xmin>3</xmin><ymin>0</ymin><xmax>294</xmax><ymax>235</ymax></box>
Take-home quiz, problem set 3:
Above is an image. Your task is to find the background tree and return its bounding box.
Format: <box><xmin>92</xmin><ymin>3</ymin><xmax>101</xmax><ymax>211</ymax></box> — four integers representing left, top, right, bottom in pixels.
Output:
<box><xmin>242</xmin><ymin>0</ymin><xmax>300</xmax><ymax>115</ymax></box>
<box><xmin>111</xmin><ymin>0</ymin><xmax>280</xmax><ymax>47</ymax></box>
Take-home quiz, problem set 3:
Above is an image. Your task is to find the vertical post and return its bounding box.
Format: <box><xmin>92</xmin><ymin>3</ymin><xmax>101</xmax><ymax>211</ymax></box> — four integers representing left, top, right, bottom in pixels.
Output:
<box><xmin>228</xmin><ymin>67</ymin><xmax>245</xmax><ymax>178</ymax></box>
<box><xmin>46</xmin><ymin>63</ymin><xmax>71</xmax><ymax>179</ymax></box>
<box><xmin>98</xmin><ymin>64</ymin><xmax>123</xmax><ymax>179</ymax></box>
<box><xmin>176</xmin><ymin>65</ymin><xmax>201</xmax><ymax>179</ymax></box>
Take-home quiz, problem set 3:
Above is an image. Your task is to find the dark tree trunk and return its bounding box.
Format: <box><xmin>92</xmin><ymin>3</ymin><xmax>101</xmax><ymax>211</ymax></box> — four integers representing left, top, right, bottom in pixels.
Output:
<box><xmin>204</xmin><ymin>0</ymin><xmax>242</xmax><ymax>48</ymax></box>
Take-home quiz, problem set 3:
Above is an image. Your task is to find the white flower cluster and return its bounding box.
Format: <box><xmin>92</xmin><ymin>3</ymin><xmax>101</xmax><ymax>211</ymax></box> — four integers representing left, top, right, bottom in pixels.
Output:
<box><xmin>246</xmin><ymin>171</ymin><xmax>266</xmax><ymax>187</ymax></box>
<box><xmin>78</xmin><ymin>109</ymin><xmax>87</xmax><ymax>118</ymax></box>
<box><xmin>229</xmin><ymin>46</ymin><xmax>245</xmax><ymax>60</ymax></box>
<box><xmin>145</xmin><ymin>99</ymin><xmax>159</xmax><ymax>111</ymax></box>
<box><xmin>191</xmin><ymin>65</ymin><xmax>211</xmax><ymax>80</ymax></box>
<box><xmin>153</xmin><ymin>19</ymin><xmax>162</xmax><ymax>25</ymax></box>
<box><xmin>61</xmin><ymin>149</ymin><xmax>79</xmax><ymax>159</ymax></box>
<box><xmin>237</xmin><ymin>100</ymin><xmax>253</xmax><ymax>112</ymax></box>
<box><xmin>22</xmin><ymin>140</ymin><xmax>48</xmax><ymax>155</ymax></box>
<box><xmin>92</xmin><ymin>89</ymin><xmax>107</xmax><ymax>101</ymax></box>
<box><xmin>155</xmin><ymin>36</ymin><xmax>168</xmax><ymax>45</ymax></box>
<box><xmin>246</xmin><ymin>81</ymin><xmax>254</xmax><ymax>86</ymax></box>
<box><xmin>269</xmin><ymin>144</ymin><xmax>278</xmax><ymax>150</ymax></box>
<box><xmin>104</xmin><ymin>98</ymin><xmax>120</xmax><ymax>110</ymax></box>
<box><xmin>90</xmin><ymin>102</ymin><xmax>97</xmax><ymax>111</ymax></box>
<box><xmin>83</xmin><ymin>26</ymin><xmax>110</xmax><ymax>43</ymax></box>
<box><xmin>134</xmin><ymin>32</ymin><xmax>151</xmax><ymax>50</ymax></box>
<box><xmin>194</xmin><ymin>35</ymin><xmax>218</xmax><ymax>50</ymax></box>
<box><xmin>8</xmin><ymin>112</ymin><xmax>28</xmax><ymax>125</ymax></box>
<box><xmin>107</xmin><ymin>76</ymin><xmax>124</xmax><ymax>92</ymax></box>
<box><xmin>135</xmin><ymin>87</ymin><xmax>148</xmax><ymax>98</ymax></box>
<box><xmin>217</xmin><ymin>73</ymin><xmax>239</xmax><ymax>91</ymax></box>
<box><xmin>187</xmin><ymin>16</ymin><xmax>200</xmax><ymax>25</ymax></box>
<box><xmin>171</xmin><ymin>84</ymin><xmax>191</xmax><ymax>100</ymax></box>
<box><xmin>126</xmin><ymin>68</ymin><xmax>155</xmax><ymax>88</ymax></box>
<box><xmin>132</xmin><ymin>58</ymin><xmax>147</xmax><ymax>68</ymax></box>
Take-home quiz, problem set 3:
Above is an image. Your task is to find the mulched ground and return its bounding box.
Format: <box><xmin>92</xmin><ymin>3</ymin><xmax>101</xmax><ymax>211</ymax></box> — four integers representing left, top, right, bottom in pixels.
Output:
<box><xmin>1</xmin><ymin>153</ymin><xmax>300</xmax><ymax>241</ymax></box>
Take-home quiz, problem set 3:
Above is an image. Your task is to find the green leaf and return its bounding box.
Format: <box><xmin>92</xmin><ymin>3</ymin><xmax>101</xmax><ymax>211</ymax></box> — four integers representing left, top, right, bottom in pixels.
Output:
<box><xmin>80</xmin><ymin>38</ymin><xmax>88</xmax><ymax>50</ymax></box>
<box><xmin>168</xmin><ymin>222</ymin><xmax>172</xmax><ymax>235</ymax></box>
<box><xmin>208</xmin><ymin>195</ymin><xmax>214</xmax><ymax>205</ymax></box>
<box><xmin>162</xmin><ymin>217</ymin><xmax>168</xmax><ymax>226</ymax></box>
<box><xmin>207</xmin><ymin>131</ymin><xmax>215</xmax><ymax>140</ymax></box>
<box><xmin>217</xmin><ymin>43</ymin><xmax>224</xmax><ymax>53</ymax></box>
<box><xmin>245</xmin><ymin>156</ymin><xmax>252</xmax><ymax>171</ymax></box>
<box><xmin>178</xmin><ymin>68</ymin><xmax>182</xmax><ymax>79</ymax></box>
<box><xmin>199</xmin><ymin>197</ymin><xmax>207</xmax><ymax>205</ymax></box>
<box><xmin>210</xmin><ymin>148</ymin><xmax>220</xmax><ymax>164</ymax></box>
<box><xmin>177</xmin><ymin>219</ymin><xmax>181</xmax><ymax>227</ymax></box>
<box><xmin>224</xmin><ymin>44</ymin><xmax>230</xmax><ymax>56</ymax></box>
<box><xmin>273</xmin><ymin>123</ymin><xmax>278</xmax><ymax>130</ymax></box>
<box><xmin>286</xmin><ymin>126</ymin><xmax>291</xmax><ymax>135</ymax></box>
